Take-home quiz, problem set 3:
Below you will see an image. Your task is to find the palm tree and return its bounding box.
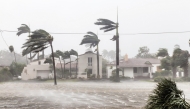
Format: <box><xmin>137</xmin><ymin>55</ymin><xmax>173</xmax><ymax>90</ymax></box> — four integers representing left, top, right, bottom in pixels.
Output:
<box><xmin>80</xmin><ymin>31</ymin><xmax>100</xmax><ymax>78</ymax></box>
<box><xmin>17</xmin><ymin>24</ymin><xmax>32</xmax><ymax>59</ymax></box>
<box><xmin>9</xmin><ymin>45</ymin><xmax>16</xmax><ymax>63</ymax></box>
<box><xmin>69</xmin><ymin>49</ymin><xmax>78</xmax><ymax>78</ymax></box>
<box><xmin>178</xmin><ymin>50</ymin><xmax>189</xmax><ymax>77</ymax></box>
<box><xmin>95</xmin><ymin>12</ymin><xmax>119</xmax><ymax>81</ymax></box>
<box><xmin>145</xmin><ymin>78</ymin><xmax>190</xmax><ymax>109</ymax></box>
<box><xmin>55</xmin><ymin>50</ymin><xmax>66</xmax><ymax>78</ymax></box>
<box><xmin>21</xmin><ymin>29</ymin><xmax>57</xmax><ymax>85</ymax></box>
<box><xmin>62</xmin><ymin>51</ymin><xmax>70</xmax><ymax>78</ymax></box>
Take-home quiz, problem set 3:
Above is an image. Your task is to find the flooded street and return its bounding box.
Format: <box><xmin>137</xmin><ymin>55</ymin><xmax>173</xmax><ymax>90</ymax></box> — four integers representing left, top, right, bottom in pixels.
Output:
<box><xmin>0</xmin><ymin>80</ymin><xmax>189</xmax><ymax>109</ymax></box>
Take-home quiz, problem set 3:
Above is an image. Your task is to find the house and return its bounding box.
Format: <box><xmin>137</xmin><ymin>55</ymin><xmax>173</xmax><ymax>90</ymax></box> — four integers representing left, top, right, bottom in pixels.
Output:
<box><xmin>107</xmin><ymin>54</ymin><xmax>161</xmax><ymax>78</ymax></box>
<box><xmin>21</xmin><ymin>57</ymin><xmax>61</xmax><ymax>80</ymax></box>
<box><xmin>21</xmin><ymin>49</ymin><xmax>102</xmax><ymax>80</ymax></box>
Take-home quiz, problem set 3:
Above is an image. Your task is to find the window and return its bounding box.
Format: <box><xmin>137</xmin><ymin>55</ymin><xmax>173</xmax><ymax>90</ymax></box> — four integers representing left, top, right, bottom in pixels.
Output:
<box><xmin>88</xmin><ymin>57</ymin><xmax>92</xmax><ymax>66</ymax></box>
<box><xmin>133</xmin><ymin>67</ymin><xmax>137</xmax><ymax>73</ymax></box>
<box><xmin>143</xmin><ymin>67</ymin><xmax>148</xmax><ymax>73</ymax></box>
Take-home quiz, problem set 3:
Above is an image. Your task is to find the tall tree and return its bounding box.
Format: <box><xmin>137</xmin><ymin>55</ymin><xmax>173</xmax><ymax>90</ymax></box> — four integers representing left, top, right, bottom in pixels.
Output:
<box><xmin>80</xmin><ymin>31</ymin><xmax>100</xmax><ymax>78</ymax></box>
<box><xmin>95</xmin><ymin>15</ymin><xmax>119</xmax><ymax>82</ymax></box>
<box><xmin>9</xmin><ymin>45</ymin><xmax>16</xmax><ymax>63</ymax></box>
<box><xmin>171</xmin><ymin>48</ymin><xmax>182</xmax><ymax>78</ymax></box>
<box><xmin>102</xmin><ymin>49</ymin><xmax>108</xmax><ymax>59</ymax></box>
<box><xmin>21</xmin><ymin>29</ymin><xmax>57</xmax><ymax>85</ymax></box>
<box><xmin>17</xmin><ymin>24</ymin><xmax>32</xmax><ymax>60</ymax></box>
<box><xmin>55</xmin><ymin>50</ymin><xmax>66</xmax><ymax>78</ymax></box>
<box><xmin>136</xmin><ymin>46</ymin><xmax>156</xmax><ymax>58</ymax></box>
<box><xmin>69</xmin><ymin>49</ymin><xmax>78</xmax><ymax>77</ymax></box>
<box><xmin>62</xmin><ymin>51</ymin><xmax>70</xmax><ymax>78</ymax></box>
<box><xmin>156</xmin><ymin>48</ymin><xmax>169</xmax><ymax>57</ymax></box>
<box><xmin>178</xmin><ymin>50</ymin><xmax>189</xmax><ymax>77</ymax></box>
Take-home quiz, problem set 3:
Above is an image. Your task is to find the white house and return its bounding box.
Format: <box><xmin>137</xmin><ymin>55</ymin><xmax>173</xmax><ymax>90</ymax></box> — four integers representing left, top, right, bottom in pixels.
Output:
<box><xmin>107</xmin><ymin>54</ymin><xmax>161</xmax><ymax>78</ymax></box>
<box><xmin>21</xmin><ymin>49</ymin><xmax>102</xmax><ymax>80</ymax></box>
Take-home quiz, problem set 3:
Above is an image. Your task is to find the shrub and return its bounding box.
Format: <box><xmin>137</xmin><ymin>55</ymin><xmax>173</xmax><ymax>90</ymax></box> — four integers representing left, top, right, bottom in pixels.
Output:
<box><xmin>153</xmin><ymin>70</ymin><xmax>172</xmax><ymax>78</ymax></box>
<box><xmin>0</xmin><ymin>68</ymin><xmax>13</xmax><ymax>82</ymax></box>
<box><xmin>145</xmin><ymin>78</ymin><xmax>190</xmax><ymax>109</ymax></box>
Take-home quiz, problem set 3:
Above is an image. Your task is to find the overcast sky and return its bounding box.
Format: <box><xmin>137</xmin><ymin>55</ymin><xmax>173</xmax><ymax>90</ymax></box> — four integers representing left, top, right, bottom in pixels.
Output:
<box><xmin>1</xmin><ymin>0</ymin><xmax>190</xmax><ymax>58</ymax></box>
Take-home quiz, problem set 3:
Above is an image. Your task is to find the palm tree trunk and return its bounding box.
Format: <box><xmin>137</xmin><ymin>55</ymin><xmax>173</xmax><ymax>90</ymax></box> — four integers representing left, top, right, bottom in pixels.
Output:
<box><xmin>14</xmin><ymin>52</ymin><xmax>17</xmax><ymax>63</ymax></box>
<box><xmin>26</xmin><ymin>55</ymin><xmax>28</xmax><ymax>64</ymax></box>
<box><xmin>59</xmin><ymin>58</ymin><xmax>64</xmax><ymax>78</ymax></box>
<box><xmin>50</xmin><ymin>43</ymin><xmax>57</xmax><ymax>85</ymax></box>
<box><xmin>97</xmin><ymin>45</ymin><xmax>100</xmax><ymax>78</ymax></box>
<box><xmin>172</xmin><ymin>67</ymin><xmax>177</xmax><ymax>78</ymax></box>
<box><xmin>70</xmin><ymin>56</ymin><xmax>71</xmax><ymax>77</ymax></box>
<box><xmin>42</xmin><ymin>50</ymin><xmax>45</xmax><ymax>59</ymax></box>
<box><xmin>183</xmin><ymin>65</ymin><xmax>188</xmax><ymax>77</ymax></box>
<box><xmin>38</xmin><ymin>52</ymin><xmax>39</xmax><ymax>60</ymax></box>
<box><xmin>76</xmin><ymin>55</ymin><xmax>78</xmax><ymax>77</ymax></box>
<box><xmin>115</xmin><ymin>24</ymin><xmax>120</xmax><ymax>82</ymax></box>
<box><xmin>64</xmin><ymin>59</ymin><xmax>65</xmax><ymax>78</ymax></box>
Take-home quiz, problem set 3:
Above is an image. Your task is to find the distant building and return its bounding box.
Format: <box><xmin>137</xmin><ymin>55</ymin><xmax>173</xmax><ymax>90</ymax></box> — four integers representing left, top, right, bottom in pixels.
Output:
<box><xmin>106</xmin><ymin>54</ymin><xmax>161</xmax><ymax>78</ymax></box>
<box><xmin>21</xmin><ymin>49</ymin><xmax>102</xmax><ymax>80</ymax></box>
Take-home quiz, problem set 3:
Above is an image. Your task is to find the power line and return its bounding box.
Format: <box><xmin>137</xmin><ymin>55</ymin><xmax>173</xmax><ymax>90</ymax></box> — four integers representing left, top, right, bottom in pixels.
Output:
<box><xmin>0</xmin><ymin>30</ymin><xmax>9</xmax><ymax>48</ymax></box>
<box><xmin>1</xmin><ymin>29</ymin><xmax>190</xmax><ymax>35</ymax></box>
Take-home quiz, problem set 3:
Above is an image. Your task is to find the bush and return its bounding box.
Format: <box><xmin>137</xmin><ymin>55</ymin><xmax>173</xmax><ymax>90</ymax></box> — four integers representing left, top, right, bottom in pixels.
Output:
<box><xmin>153</xmin><ymin>70</ymin><xmax>172</xmax><ymax>78</ymax></box>
<box><xmin>145</xmin><ymin>78</ymin><xmax>190</xmax><ymax>109</ymax></box>
<box><xmin>154</xmin><ymin>76</ymin><xmax>165</xmax><ymax>82</ymax></box>
<box><xmin>36</xmin><ymin>76</ymin><xmax>41</xmax><ymax>80</ymax></box>
<box><xmin>0</xmin><ymin>68</ymin><xmax>13</xmax><ymax>82</ymax></box>
<box><xmin>175</xmin><ymin>77</ymin><xmax>190</xmax><ymax>82</ymax></box>
<box><xmin>109</xmin><ymin>75</ymin><xmax>120</xmax><ymax>82</ymax></box>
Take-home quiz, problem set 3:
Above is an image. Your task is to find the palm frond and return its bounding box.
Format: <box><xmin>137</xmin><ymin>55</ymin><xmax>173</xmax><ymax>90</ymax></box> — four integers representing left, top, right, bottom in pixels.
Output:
<box><xmin>17</xmin><ymin>24</ymin><xmax>30</xmax><ymax>36</ymax></box>
<box><xmin>95</xmin><ymin>18</ymin><xmax>116</xmax><ymax>25</ymax></box>
<box><xmin>145</xmin><ymin>78</ymin><xmax>190</xmax><ymax>109</ymax></box>
<box><xmin>9</xmin><ymin>46</ymin><xmax>14</xmax><ymax>52</ymax></box>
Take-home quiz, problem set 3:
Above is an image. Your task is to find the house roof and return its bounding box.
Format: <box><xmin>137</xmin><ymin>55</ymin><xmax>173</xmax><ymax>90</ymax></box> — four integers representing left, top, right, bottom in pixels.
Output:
<box><xmin>107</xmin><ymin>58</ymin><xmax>160</xmax><ymax>68</ymax></box>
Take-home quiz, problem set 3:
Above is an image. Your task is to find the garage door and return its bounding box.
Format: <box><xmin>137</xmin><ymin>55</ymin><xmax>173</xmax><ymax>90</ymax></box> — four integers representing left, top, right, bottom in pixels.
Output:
<box><xmin>37</xmin><ymin>70</ymin><xmax>51</xmax><ymax>79</ymax></box>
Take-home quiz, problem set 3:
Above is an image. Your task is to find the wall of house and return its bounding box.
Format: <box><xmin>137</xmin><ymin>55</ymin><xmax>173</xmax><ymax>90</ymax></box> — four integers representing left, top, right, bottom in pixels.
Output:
<box><xmin>152</xmin><ymin>64</ymin><xmax>161</xmax><ymax>73</ymax></box>
<box><xmin>78</xmin><ymin>53</ymin><xmax>102</xmax><ymax>78</ymax></box>
<box><xmin>106</xmin><ymin>65</ymin><xmax>123</xmax><ymax>78</ymax></box>
<box><xmin>123</xmin><ymin>68</ymin><xmax>134</xmax><ymax>78</ymax></box>
<box><xmin>21</xmin><ymin>64</ymin><xmax>51</xmax><ymax>80</ymax></box>
<box><xmin>134</xmin><ymin>67</ymin><xmax>150</xmax><ymax>77</ymax></box>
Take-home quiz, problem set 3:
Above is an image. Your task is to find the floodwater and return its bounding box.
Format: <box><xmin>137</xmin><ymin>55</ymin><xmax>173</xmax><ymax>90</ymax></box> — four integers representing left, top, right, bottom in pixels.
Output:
<box><xmin>0</xmin><ymin>80</ymin><xmax>189</xmax><ymax>109</ymax></box>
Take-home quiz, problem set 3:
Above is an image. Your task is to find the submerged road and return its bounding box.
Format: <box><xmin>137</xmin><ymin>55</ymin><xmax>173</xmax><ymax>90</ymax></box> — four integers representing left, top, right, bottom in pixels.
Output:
<box><xmin>0</xmin><ymin>80</ymin><xmax>189</xmax><ymax>109</ymax></box>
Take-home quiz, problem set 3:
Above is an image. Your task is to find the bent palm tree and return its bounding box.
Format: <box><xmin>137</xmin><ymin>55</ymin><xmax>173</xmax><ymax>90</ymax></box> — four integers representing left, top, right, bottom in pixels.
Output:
<box><xmin>95</xmin><ymin>17</ymin><xmax>119</xmax><ymax>81</ymax></box>
<box><xmin>17</xmin><ymin>24</ymin><xmax>32</xmax><ymax>59</ymax></box>
<box><xmin>62</xmin><ymin>51</ymin><xmax>70</xmax><ymax>78</ymax></box>
<box><xmin>21</xmin><ymin>29</ymin><xmax>57</xmax><ymax>85</ymax></box>
<box><xmin>69</xmin><ymin>49</ymin><xmax>78</xmax><ymax>77</ymax></box>
<box><xmin>55</xmin><ymin>50</ymin><xmax>65</xmax><ymax>78</ymax></box>
<box><xmin>69</xmin><ymin>49</ymin><xmax>78</xmax><ymax>78</ymax></box>
<box><xmin>9</xmin><ymin>45</ymin><xmax>16</xmax><ymax>63</ymax></box>
<box><xmin>80</xmin><ymin>31</ymin><xmax>100</xmax><ymax>78</ymax></box>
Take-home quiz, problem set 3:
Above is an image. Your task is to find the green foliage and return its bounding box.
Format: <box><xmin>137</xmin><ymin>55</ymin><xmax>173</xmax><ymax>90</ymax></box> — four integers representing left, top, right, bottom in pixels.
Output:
<box><xmin>153</xmin><ymin>70</ymin><xmax>172</xmax><ymax>78</ymax></box>
<box><xmin>9</xmin><ymin>62</ymin><xmax>26</xmax><ymax>76</ymax></box>
<box><xmin>0</xmin><ymin>68</ymin><xmax>12</xmax><ymax>82</ymax></box>
<box><xmin>156</xmin><ymin>48</ymin><xmax>169</xmax><ymax>57</ymax></box>
<box><xmin>17</xmin><ymin>24</ymin><xmax>30</xmax><ymax>36</ymax></box>
<box><xmin>160</xmin><ymin>56</ymin><xmax>172</xmax><ymax>70</ymax></box>
<box><xmin>80</xmin><ymin>31</ymin><xmax>100</xmax><ymax>48</ymax></box>
<box><xmin>95</xmin><ymin>19</ymin><xmax>117</xmax><ymax>32</ymax></box>
<box><xmin>21</xmin><ymin>29</ymin><xmax>53</xmax><ymax>59</ymax></box>
<box><xmin>69</xmin><ymin>49</ymin><xmax>78</xmax><ymax>56</ymax></box>
<box><xmin>9</xmin><ymin>46</ymin><xmax>14</xmax><ymax>52</ymax></box>
<box><xmin>44</xmin><ymin>58</ymin><xmax>53</xmax><ymax>64</ymax></box>
<box><xmin>145</xmin><ymin>78</ymin><xmax>190</xmax><ymax>109</ymax></box>
<box><xmin>136</xmin><ymin>46</ymin><xmax>156</xmax><ymax>58</ymax></box>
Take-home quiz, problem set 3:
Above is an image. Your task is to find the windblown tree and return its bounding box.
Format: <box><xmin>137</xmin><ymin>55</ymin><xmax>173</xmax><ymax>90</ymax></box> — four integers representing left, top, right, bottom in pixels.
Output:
<box><xmin>55</xmin><ymin>50</ymin><xmax>66</xmax><ymax>78</ymax></box>
<box><xmin>102</xmin><ymin>49</ymin><xmax>109</xmax><ymax>59</ymax></box>
<box><xmin>80</xmin><ymin>31</ymin><xmax>100</xmax><ymax>78</ymax></box>
<box><xmin>156</xmin><ymin>48</ymin><xmax>169</xmax><ymax>57</ymax></box>
<box><xmin>21</xmin><ymin>29</ymin><xmax>57</xmax><ymax>85</ymax></box>
<box><xmin>178</xmin><ymin>50</ymin><xmax>189</xmax><ymax>77</ymax></box>
<box><xmin>171</xmin><ymin>48</ymin><xmax>182</xmax><ymax>78</ymax></box>
<box><xmin>17</xmin><ymin>24</ymin><xmax>32</xmax><ymax>59</ymax></box>
<box><xmin>69</xmin><ymin>49</ymin><xmax>78</xmax><ymax>77</ymax></box>
<box><xmin>136</xmin><ymin>46</ymin><xmax>156</xmax><ymax>58</ymax></box>
<box><xmin>95</xmin><ymin>17</ymin><xmax>120</xmax><ymax>82</ymax></box>
<box><xmin>62</xmin><ymin>51</ymin><xmax>70</xmax><ymax>78</ymax></box>
<box><xmin>9</xmin><ymin>45</ymin><xmax>16</xmax><ymax>63</ymax></box>
<box><xmin>145</xmin><ymin>78</ymin><xmax>190</xmax><ymax>109</ymax></box>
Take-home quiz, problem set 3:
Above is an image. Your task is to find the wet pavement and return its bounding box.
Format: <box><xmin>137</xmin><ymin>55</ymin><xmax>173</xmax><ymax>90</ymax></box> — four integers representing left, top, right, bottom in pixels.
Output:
<box><xmin>0</xmin><ymin>80</ymin><xmax>189</xmax><ymax>109</ymax></box>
